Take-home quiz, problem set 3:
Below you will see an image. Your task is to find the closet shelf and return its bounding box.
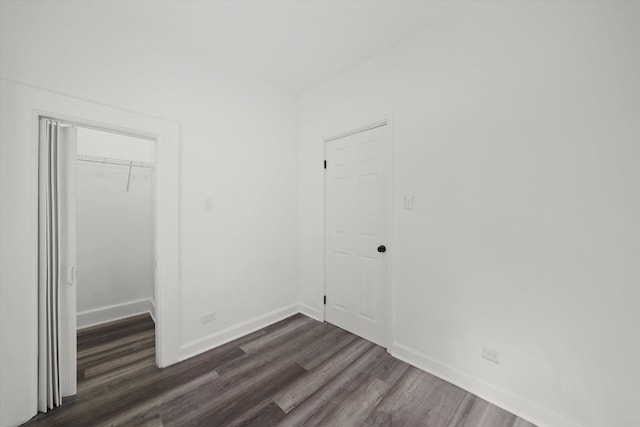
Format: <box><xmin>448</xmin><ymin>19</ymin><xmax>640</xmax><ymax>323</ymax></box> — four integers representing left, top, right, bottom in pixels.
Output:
<box><xmin>77</xmin><ymin>154</ymin><xmax>154</xmax><ymax>168</ymax></box>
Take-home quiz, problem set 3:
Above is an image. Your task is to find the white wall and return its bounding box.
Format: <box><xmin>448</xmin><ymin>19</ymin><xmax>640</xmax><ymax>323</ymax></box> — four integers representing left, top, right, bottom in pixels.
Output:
<box><xmin>76</xmin><ymin>128</ymin><xmax>155</xmax><ymax>327</ymax></box>
<box><xmin>3</xmin><ymin>1</ymin><xmax>639</xmax><ymax>426</ymax></box>
<box><xmin>298</xmin><ymin>2</ymin><xmax>640</xmax><ymax>427</ymax></box>
<box><xmin>0</xmin><ymin>2</ymin><xmax>298</xmax><ymax>426</ymax></box>
<box><xmin>77</xmin><ymin>127</ymin><xmax>155</xmax><ymax>163</ymax></box>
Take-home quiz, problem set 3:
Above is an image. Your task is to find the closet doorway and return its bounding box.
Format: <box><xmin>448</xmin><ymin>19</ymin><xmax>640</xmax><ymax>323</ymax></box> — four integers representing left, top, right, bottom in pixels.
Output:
<box><xmin>75</xmin><ymin>126</ymin><xmax>157</xmax><ymax>397</ymax></box>
<box><xmin>37</xmin><ymin>118</ymin><xmax>157</xmax><ymax>410</ymax></box>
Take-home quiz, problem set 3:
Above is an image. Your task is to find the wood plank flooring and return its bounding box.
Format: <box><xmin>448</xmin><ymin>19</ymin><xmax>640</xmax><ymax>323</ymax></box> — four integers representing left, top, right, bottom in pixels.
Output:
<box><xmin>24</xmin><ymin>313</ymin><xmax>536</xmax><ymax>427</ymax></box>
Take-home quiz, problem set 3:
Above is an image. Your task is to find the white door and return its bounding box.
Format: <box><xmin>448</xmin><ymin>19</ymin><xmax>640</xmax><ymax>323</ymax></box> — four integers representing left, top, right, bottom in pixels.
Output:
<box><xmin>325</xmin><ymin>124</ymin><xmax>390</xmax><ymax>347</ymax></box>
<box><xmin>59</xmin><ymin>125</ymin><xmax>78</xmax><ymax>397</ymax></box>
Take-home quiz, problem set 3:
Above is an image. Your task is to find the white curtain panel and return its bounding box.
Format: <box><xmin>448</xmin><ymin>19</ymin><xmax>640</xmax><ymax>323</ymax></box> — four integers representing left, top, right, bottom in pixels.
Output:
<box><xmin>38</xmin><ymin>118</ymin><xmax>63</xmax><ymax>412</ymax></box>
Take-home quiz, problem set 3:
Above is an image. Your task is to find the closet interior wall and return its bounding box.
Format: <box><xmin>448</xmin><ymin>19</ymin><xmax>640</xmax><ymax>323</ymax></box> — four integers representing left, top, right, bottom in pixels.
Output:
<box><xmin>76</xmin><ymin>127</ymin><xmax>156</xmax><ymax>328</ymax></box>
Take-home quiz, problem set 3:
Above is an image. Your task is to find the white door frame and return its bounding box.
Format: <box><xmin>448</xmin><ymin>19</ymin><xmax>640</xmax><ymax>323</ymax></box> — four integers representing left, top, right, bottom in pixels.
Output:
<box><xmin>322</xmin><ymin>114</ymin><xmax>395</xmax><ymax>348</ymax></box>
<box><xmin>32</xmin><ymin>106</ymin><xmax>180</xmax><ymax>371</ymax></box>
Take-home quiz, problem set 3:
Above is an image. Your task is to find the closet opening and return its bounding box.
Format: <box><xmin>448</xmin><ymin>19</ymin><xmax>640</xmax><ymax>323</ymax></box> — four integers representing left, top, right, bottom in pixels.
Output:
<box><xmin>74</xmin><ymin>126</ymin><xmax>157</xmax><ymax>391</ymax></box>
<box><xmin>37</xmin><ymin>117</ymin><xmax>158</xmax><ymax>411</ymax></box>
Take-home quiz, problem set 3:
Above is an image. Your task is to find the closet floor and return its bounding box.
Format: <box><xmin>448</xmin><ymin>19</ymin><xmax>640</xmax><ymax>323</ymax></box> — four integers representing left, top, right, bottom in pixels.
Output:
<box><xmin>23</xmin><ymin>313</ymin><xmax>535</xmax><ymax>427</ymax></box>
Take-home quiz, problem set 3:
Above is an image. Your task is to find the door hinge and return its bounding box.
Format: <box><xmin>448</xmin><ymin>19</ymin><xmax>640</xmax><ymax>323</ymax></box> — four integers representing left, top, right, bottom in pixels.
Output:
<box><xmin>324</xmin><ymin>160</ymin><xmax>327</xmax><ymax>169</ymax></box>
<box><xmin>323</xmin><ymin>295</ymin><xmax>327</xmax><ymax>305</ymax></box>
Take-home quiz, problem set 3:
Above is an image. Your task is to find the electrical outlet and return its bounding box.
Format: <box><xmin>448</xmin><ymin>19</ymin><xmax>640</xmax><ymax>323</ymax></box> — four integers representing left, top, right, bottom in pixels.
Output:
<box><xmin>482</xmin><ymin>347</ymin><xmax>500</xmax><ymax>364</ymax></box>
<box><xmin>201</xmin><ymin>311</ymin><xmax>216</xmax><ymax>324</ymax></box>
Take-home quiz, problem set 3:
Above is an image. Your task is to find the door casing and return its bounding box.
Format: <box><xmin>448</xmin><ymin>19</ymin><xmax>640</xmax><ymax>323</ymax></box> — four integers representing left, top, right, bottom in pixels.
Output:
<box><xmin>35</xmin><ymin>111</ymin><xmax>168</xmax><ymax>389</ymax></box>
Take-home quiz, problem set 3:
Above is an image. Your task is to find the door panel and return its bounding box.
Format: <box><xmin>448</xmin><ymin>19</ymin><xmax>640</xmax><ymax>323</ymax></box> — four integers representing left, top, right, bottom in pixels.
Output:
<box><xmin>325</xmin><ymin>125</ymin><xmax>389</xmax><ymax>346</ymax></box>
<box><xmin>327</xmin><ymin>251</ymin><xmax>349</xmax><ymax>311</ymax></box>
<box><xmin>357</xmin><ymin>254</ymin><xmax>379</xmax><ymax>320</ymax></box>
<box><xmin>59</xmin><ymin>125</ymin><xmax>77</xmax><ymax>397</ymax></box>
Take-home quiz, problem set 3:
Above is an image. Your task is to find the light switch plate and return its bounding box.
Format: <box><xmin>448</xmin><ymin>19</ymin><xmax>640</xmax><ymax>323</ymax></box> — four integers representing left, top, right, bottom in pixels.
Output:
<box><xmin>204</xmin><ymin>197</ymin><xmax>213</xmax><ymax>211</ymax></box>
<box><xmin>404</xmin><ymin>195</ymin><xmax>414</xmax><ymax>210</ymax></box>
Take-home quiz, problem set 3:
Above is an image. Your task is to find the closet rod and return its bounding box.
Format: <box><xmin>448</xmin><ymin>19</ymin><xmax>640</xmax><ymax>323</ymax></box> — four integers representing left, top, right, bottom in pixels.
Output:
<box><xmin>77</xmin><ymin>154</ymin><xmax>154</xmax><ymax>168</ymax></box>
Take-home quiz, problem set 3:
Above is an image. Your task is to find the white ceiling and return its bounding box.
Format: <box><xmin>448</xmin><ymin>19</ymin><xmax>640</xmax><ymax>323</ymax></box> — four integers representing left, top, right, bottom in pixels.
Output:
<box><xmin>0</xmin><ymin>0</ymin><xmax>469</xmax><ymax>94</ymax></box>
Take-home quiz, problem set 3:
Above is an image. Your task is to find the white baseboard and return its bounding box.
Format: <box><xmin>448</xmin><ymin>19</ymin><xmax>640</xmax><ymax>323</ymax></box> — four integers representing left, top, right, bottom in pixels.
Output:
<box><xmin>389</xmin><ymin>342</ymin><xmax>582</xmax><ymax>427</ymax></box>
<box><xmin>169</xmin><ymin>303</ymin><xmax>579</xmax><ymax>427</ymax></box>
<box><xmin>149</xmin><ymin>299</ymin><xmax>156</xmax><ymax>323</ymax></box>
<box><xmin>77</xmin><ymin>298</ymin><xmax>155</xmax><ymax>329</ymax></box>
<box><xmin>178</xmin><ymin>303</ymin><xmax>299</xmax><ymax>361</ymax></box>
<box><xmin>298</xmin><ymin>302</ymin><xmax>322</xmax><ymax>321</ymax></box>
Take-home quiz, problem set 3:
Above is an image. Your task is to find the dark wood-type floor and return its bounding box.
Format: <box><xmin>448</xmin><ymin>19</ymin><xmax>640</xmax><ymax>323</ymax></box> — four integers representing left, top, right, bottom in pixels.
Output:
<box><xmin>24</xmin><ymin>313</ymin><xmax>536</xmax><ymax>427</ymax></box>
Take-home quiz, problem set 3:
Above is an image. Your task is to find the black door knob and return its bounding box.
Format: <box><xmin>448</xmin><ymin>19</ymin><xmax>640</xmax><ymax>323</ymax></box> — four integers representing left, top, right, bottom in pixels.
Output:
<box><xmin>377</xmin><ymin>245</ymin><xmax>386</xmax><ymax>253</ymax></box>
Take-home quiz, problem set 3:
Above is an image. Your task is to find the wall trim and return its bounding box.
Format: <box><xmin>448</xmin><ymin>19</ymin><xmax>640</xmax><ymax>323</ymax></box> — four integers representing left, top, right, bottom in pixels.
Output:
<box><xmin>178</xmin><ymin>304</ymin><xmax>299</xmax><ymax>361</ymax></box>
<box><xmin>149</xmin><ymin>298</ymin><xmax>156</xmax><ymax>323</ymax></box>
<box><xmin>389</xmin><ymin>342</ymin><xmax>582</xmax><ymax>427</ymax></box>
<box><xmin>77</xmin><ymin>298</ymin><xmax>155</xmax><ymax>330</ymax></box>
<box><xmin>297</xmin><ymin>302</ymin><xmax>322</xmax><ymax>321</ymax></box>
